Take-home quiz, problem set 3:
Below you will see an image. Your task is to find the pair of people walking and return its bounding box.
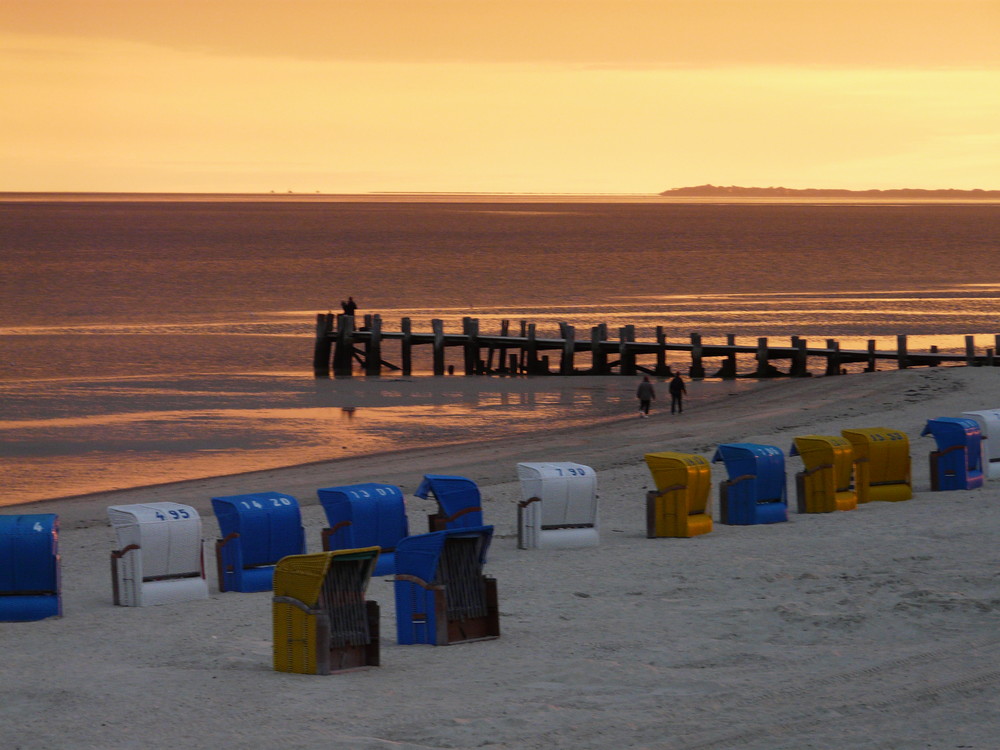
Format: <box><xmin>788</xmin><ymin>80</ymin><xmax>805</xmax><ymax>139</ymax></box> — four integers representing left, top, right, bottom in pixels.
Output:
<box><xmin>636</xmin><ymin>373</ymin><xmax>687</xmax><ymax>417</ymax></box>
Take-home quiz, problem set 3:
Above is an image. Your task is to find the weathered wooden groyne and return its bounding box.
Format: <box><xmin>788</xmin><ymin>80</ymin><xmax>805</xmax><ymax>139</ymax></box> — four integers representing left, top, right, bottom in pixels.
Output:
<box><xmin>313</xmin><ymin>313</ymin><xmax>1000</xmax><ymax>378</ymax></box>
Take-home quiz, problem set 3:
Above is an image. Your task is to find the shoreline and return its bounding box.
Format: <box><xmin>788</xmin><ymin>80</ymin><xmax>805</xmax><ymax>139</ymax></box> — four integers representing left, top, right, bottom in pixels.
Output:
<box><xmin>17</xmin><ymin>365</ymin><xmax>984</xmax><ymax>527</ymax></box>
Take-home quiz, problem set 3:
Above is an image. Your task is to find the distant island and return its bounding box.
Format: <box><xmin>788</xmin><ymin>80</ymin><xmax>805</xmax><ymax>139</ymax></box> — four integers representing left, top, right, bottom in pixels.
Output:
<box><xmin>661</xmin><ymin>185</ymin><xmax>1000</xmax><ymax>199</ymax></box>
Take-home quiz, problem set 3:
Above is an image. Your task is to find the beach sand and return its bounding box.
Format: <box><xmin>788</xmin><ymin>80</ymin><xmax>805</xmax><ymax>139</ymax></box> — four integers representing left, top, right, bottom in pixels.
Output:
<box><xmin>4</xmin><ymin>366</ymin><xmax>1000</xmax><ymax>749</ymax></box>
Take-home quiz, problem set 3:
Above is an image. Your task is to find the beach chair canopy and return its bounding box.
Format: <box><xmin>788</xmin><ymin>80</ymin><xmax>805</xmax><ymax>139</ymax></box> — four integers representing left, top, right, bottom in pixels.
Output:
<box><xmin>317</xmin><ymin>483</ymin><xmax>408</xmax><ymax>576</ymax></box>
<box><xmin>415</xmin><ymin>474</ymin><xmax>484</xmax><ymax>530</ymax></box>
<box><xmin>961</xmin><ymin>409</ymin><xmax>1000</xmax><ymax>478</ymax></box>
<box><xmin>645</xmin><ymin>452</ymin><xmax>712</xmax><ymax>497</ymax></box>
<box><xmin>107</xmin><ymin>502</ymin><xmax>209</xmax><ymax>606</ymax></box>
<box><xmin>790</xmin><ymin>435</ymin><xmax>854</xmax><ymax>488</ymax></box>
<box><xmin>712</xmin><ymin>443</ymin><xmax>785</xmax><ymax>501</ymax></box>
<box><xmin>212</xmin><ymin>492</ymin><xmax>306</xmax><ymax>592</ymax></box>
<box><xmin>920</xmin><ymin>418</ymin><xmax>982</xmax><ymax>460</ymax></box>
<box><xmin>516</xmin><ymin>462</ymin><xmax>597</xmax><ymax>525</ymax></box>
<box><xmin>0</xmin><ymin>514</ymin><xmax>61</xmax><ymax>621</ymax></box>
<box><xmin>395</xmin><ymin>525</ymin><xmax>494</xmax><ymax>584</ymax></box>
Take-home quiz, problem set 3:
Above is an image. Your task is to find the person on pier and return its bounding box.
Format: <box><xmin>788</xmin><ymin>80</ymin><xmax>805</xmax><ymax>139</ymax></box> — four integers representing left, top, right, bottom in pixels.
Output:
<box><xmin>669</xmin><ymin>373</ymin><xmax>687</xmax><ymax>414</ymax></box>
<box><xmin>636</xmin><ymin>376</ymin><xmax>656</xmax><ymax>418</ymax></box>
<box><xmin>341</xmin><ymin>296</ymin><xmax>358</xmax><ymax>317</ymax></box>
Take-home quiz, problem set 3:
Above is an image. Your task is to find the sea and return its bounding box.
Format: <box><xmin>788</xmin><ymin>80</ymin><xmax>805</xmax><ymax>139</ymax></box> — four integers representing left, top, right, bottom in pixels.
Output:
<box><xmin>3</xmin><ymin>195</ymin><xmax>1000</xmax><ymax>506</ymax></box>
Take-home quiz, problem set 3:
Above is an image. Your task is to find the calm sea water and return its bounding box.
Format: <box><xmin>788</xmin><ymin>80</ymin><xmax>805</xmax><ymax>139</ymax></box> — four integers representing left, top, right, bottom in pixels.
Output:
<box><xmin>3</xmin><ymin>197</ymin><xmax>999</xmax><ymax>505</ymax></box>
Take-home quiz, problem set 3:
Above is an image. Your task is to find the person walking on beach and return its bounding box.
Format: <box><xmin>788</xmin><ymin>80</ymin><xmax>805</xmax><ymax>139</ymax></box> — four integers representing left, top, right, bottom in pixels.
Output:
<box><xmin>669</xmin><ymin>372</ymin><xmax>687</xmax><ymax>414</ymax></box>
<box><xmin>341</xmin><ymin>296</ymin><xmax>358</xmax><ymax>317</ymax></box>
<box><xmin>636</xmin><ymin>375</ymin><xmax>655</xmax><ymax>418</ymax></box>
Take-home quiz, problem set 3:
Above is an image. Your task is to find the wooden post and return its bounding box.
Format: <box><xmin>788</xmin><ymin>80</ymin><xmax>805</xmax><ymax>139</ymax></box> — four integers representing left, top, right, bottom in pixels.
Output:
<box><xmin>896</xmin><ymin>334</ymin><xmax>909</xmax><ymax>369</ymax></box>
<box><xmin>365</xmin><ymin>314</ymin><xmax>383</xmax><ymax>376</ymax></box>
<box><xmin>526</xmin><ymin>324</ymin><xmax>539</xmax><ymax>374</ymax></box>
<box><xmin>332</xmin><ymin>315</ymin><xmax>355</xmax><ymax>377</ymax></box>
<box><xmin>518</xmin><ymin>320</ymin><xmax>528</xmax><ymax>374</ymax></box>
<box><xmin>866</xmin><ymin>339</ymin><xmax>877</xmax><ymax>372</ymax></box>
<box><xmin>965</xmin><ymin>335</ymin><xmax>976</xmax><ymax>366</ymax></box>
<box><xmin>690</xmin><ymin>333</ymin><xmax>705</xmax><ymax>378</ymax></box>
<box><xmin>432</xmin><ymin>318</ymin><xmax>445</xmax><ymax>376</ymax></box>
<box><xmin>824</xmin><ymin>338</ymin><xmax>842</xmax><ymax>376</ymax></box>
<box><xmin>591</xmin><ymin>324</ymin><xmax>609</xmax><ymax>374</ymax></box>
<box><xmin>363</xmin><ymin>313</ymin><xmax>372</xmax><ymax>330</ymax></box>
<box><xmin>313</xmin><ymin>313</ymin><xmax>334</xmax><ymax>377</ymax></box>
<box><xmin>791</xmin><ymin>336</ymin><xmax>809</xmax><ymax>377</ymax></box>
<box><xmin>619</xmin><ymin>325</ymin><xmax>636</xmax><ymax>376</ymax></box>
<box><xmin>509</xmin><ymin>353</ymin><xmax>519</xmax><ymax>375</ymax></box>
<box><xmin>655</xmin><ymin>326</ymin><xmax>668</xmax><ymax>376</ymax></box>
<box><xmin>495</xmin><ymin>319</ymin><xmax>510</xmax><ymax>374</ymax></box>
<box><xmin>560</xmin><ymin>323</ymin><xmax>575</xmax><ymax>375</ymax></box>
<box><xmin>401</xmin><ymin>317</ymin><xmax>413</xmax><ymax>376</ymax></box>
<box><xmin>462</xmin><ymin>317</ymin><xmax>480</xmax><ymax>376</ymax></box>
<box><xmin>754</xmin><ymin>337</ymin><xmax>770</xmax><ymax>377</ymax></box>
<box><xmin>987</xmin><ymin>348</ymin><xmax>995</xmax><ymax>367</ymax></box>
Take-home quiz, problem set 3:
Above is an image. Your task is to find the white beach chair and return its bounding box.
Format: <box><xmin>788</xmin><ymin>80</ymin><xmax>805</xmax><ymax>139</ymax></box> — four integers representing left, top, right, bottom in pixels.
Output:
<box><xmin>516</xmin><ymin>462</ymin><xmax>599</xmax><ymax>550</ymax></box>
<box><xmin>107</xmin><ymin>502</ymin><xmax>209</xmax><ymax>607</ymax></box>
<box><xmin>961</xmin><ymin>409</ymin><xmax>1000</xmax><ymax>480</ymax></box>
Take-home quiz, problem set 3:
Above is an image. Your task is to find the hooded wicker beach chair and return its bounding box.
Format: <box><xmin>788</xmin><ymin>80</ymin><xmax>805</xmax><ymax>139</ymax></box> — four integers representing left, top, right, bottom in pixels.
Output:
<box><xmin>516</xmin><ymin>462</ymin><xmax>599</xmax><ymax>549</ymax></box>
<box><xmin>840</xmin><ymin>427</ymin><xmax>913</xmax><ymax>503</ymax></box>
<box><xmin>711</xmin><ymin>443</ymin><xmax>788</xmax><ymax>525</ymax></box>
<box><xmin>272</xmin><ymin>547</ymin><xmax>381</xmax><ymax>674</ymax></box>
<box><xmin>317</xmin><ymin>483</ymin><xmax>409</xmax><ymax>577</ymax></box>
<box><xmin>0</xmin><ymin>514</ymin><xmax>61</xmax><ymax>622</ymax></box>
<box><xmin>212</xmin><ymin>492</ymin><xmax>306</xmax><ymax>593</ymax></box>
<box><xmin>644</xmin><ymin>452</ymin><xmax>713</xmax><ymax>538</ymax></box>
<box><xmin>107</xmin><ymin>502</ymin><xmax>209</xmax><ymax>606</ymax></box>
<box><xmin>921</xmin><ymin>417</ymin><xmax>984</xmax><ymax>491</ymax></box>
<box><xmin>789</xmin><ymin>436</ymin><xmax>858</xmax><ymax>513</ymax></box>
<box><xmin>961</xmin><ymin>409</ymin><xmax>1000</xmax><ymax>480</ymax></box>
<box><xmin>394</xmin><ymin>526</ymin><xmax>499</xmax><ymax>646</ymax></box>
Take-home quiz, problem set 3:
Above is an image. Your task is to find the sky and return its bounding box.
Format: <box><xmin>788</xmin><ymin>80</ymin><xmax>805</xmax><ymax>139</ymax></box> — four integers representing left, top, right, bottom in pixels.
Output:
<box><xmin>1</xmin><ymin>0</ymin><xmax>998</xmax><ymax>194</ymax></box>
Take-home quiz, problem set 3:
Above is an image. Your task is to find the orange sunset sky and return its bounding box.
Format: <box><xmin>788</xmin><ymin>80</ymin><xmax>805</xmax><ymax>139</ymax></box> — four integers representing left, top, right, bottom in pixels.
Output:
<box><xmin>1</xmin><ymin>0</ymin><xmax>998</xmax><ymax>194</ymax></box>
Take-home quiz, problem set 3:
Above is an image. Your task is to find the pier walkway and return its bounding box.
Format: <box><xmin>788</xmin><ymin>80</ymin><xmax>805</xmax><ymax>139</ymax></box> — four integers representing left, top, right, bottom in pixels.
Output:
<box><xmin>313</xmin><ymin>314</ymin><xmax>1000</xmax><ymax>378</ymax></box>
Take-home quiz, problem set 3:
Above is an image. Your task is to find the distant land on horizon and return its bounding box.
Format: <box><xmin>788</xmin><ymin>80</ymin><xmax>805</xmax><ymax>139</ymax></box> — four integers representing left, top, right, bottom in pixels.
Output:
<box><xmin>661</xmin><ymin>185</ymin><xmax>1000</xmax><ymax>199</ymax></box>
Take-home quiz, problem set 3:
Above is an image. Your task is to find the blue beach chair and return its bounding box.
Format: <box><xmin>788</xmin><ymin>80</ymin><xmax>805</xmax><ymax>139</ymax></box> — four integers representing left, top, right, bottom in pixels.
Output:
<box><xmin>0</xmin><ymin>514</ymin><xmax>61</xmax><ymax>621</ymax></box>
<box><xmin>921</xmin><ymin>417</ymin><xmax>984</xmax><ymax>491</ymax></box>
<box><xmin>712</xmin><ymin>443</ymin><xmax>788</xmax><ymax>525</ymax></box>
<box><xmin>317</xmin><ymin>483</ymin><xmax>409</xmax><ymax>577</ymax></box>
<box><xmin>394</xmin><ymin>525</ymin><xmax>499</xmax><ymax>646</ymax></box>
<box><xmin>212</xmin><ymin>492</ymin><xmax>306</xmax><ymax>593</ymax></box>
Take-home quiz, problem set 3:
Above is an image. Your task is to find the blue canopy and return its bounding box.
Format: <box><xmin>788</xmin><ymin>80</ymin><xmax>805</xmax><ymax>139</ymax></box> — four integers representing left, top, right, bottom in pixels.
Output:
<box><xmin>211</xmin><ymin>492</ymin><xmax>304</xmax><ymax>567</ymax></box>
<box><xmin>712</xmin><ymin>443</ymin><xmax>786</xmax><ymax>502</ymax></box>
<box><xmin>395</xmin><ymin>526</ymin><xmax>493</xmax><ymax>585</ymax></box>
<box><xmin>415</xmin><ymin>474</ymin><xmax>484</xmax><ymax>529</ymax></box>
<box><xmin>921</xmin><ymin>417</ymin><xmax>982</xmax><ymax>454</ymax></box>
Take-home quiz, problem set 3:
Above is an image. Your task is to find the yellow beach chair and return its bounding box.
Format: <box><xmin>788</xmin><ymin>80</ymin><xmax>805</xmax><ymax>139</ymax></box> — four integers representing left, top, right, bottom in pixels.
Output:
<box><xmin>790</xmin><ymin>436</ymin><xmax>858</xmax><ymax>513</ymax></box>
<box><xmin>644</xmin><ymin>452</ymin><xmax>713</xmax><ymax>538</ymax></box>
<box><xmin>272</xmin><ymin>547</ymin><xmax>380</xmax><ymax>675</ymax></box>
<box><xmin>841</xmin><ymin>427</ymin><xmax>912</xmax><ymax>503</ymax></box>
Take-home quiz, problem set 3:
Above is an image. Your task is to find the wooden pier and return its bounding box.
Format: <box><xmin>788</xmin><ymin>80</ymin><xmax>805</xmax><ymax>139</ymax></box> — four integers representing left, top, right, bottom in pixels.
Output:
<box><xmin>313</xmin><ymin>314</ymin><xmax>1000</xmax><ymax>378</ymax></box>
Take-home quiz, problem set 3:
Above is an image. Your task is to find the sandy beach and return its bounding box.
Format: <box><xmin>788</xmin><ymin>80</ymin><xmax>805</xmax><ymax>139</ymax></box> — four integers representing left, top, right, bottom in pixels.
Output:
<box><xmin>4</xmin><ymin>366</ymin><xmax>1000</xmax><ymax>750</ymax></box>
